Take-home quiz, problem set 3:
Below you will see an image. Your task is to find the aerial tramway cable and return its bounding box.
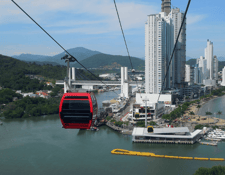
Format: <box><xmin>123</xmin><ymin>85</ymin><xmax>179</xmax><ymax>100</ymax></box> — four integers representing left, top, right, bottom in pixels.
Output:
<box><xmin>113</xmin><ymin>0</ymin><xmax>139</xmax><ymax>89</ymax></box>
<box><xmin>11</xmin><ymin>0</ymin><xmax>120</xmax><ymax>97</ymax></box>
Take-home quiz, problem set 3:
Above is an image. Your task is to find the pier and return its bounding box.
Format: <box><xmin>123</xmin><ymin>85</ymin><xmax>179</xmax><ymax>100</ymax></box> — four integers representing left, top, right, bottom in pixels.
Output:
<box><xmin>199</xmin><ymin>141</ymin><xmax>217</xmax><ymax>146</ymax></box>
<box><xmin>133</xmin><ymin>139</ymin><xmax>194</xmax><ymax>144</ymax></box>
<box><xmin>106</xmin><ymin>122</ymin><xmax>122</xmax><ymax>132</ymax></box>
<box><xmin>205</xmin><ymin>137</ymin><xmax>222</xmax><ymax>142</ymax></box>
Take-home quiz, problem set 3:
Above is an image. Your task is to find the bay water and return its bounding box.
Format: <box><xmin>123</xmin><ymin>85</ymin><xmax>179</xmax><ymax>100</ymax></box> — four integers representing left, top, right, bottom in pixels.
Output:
<box><xmin>1</xmin><ymin>91</ymin><xmax>225</xmax><ymax>175</ymax></box>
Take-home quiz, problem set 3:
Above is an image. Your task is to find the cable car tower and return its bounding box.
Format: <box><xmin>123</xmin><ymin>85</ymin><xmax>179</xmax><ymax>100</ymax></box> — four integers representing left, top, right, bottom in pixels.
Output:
<box><xmin>61</xmin><ymin>54</ymin><xmax>76</xmax><ymax>93</ymax></box>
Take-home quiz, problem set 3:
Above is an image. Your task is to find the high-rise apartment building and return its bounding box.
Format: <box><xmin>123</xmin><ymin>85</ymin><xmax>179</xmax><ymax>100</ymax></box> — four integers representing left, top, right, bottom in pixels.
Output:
<box><xmin>171</xmin><ymin>8</ymin><xmax>186</xmax><ymax>88</ymax></box>
<box><xmin>145</xmin><ymin>0</ymin><xmax>186</xmax><ymax>94</ymax></box>
<box><xmin>205</xmin><ymin>40</ymin><xmax>213</xmax><ymax>80</ymax></box>
<box><xmin>195</xmin><ymin>40</ymin><xmax>218</xmax><ymax>86</ymax></box>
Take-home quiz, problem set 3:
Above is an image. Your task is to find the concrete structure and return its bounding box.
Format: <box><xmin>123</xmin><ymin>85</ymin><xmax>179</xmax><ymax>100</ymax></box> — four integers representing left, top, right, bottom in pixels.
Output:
<box><xmin>145</xmin><ymin>12</ymin><xmax>173</xmax><ymax>94</ymax></box>
<box><xmin>145</xmin><ymin>4</ymin><xmax>186</xmax><ymax>94</ymax></box>
<box><xmin>121</xmin><ymin>67</ymin><xmax>132</xmax><ymax>98</ymax></box>
<box><xmin>213</xmin><ymin>55</ymin><xmax>218</xmax><ymax>81</ymax></box>
<box><xmin>185</xmin><ymin>64</ymin><xmax>190</xmax><ymax>83</ymax></box>
<box><xmin>205</xmin><ymin>40</ymin><xmax>214</xmax><ymax>80</ymax></box>
<box><xmin>194</xmin><ymin>40</ymin><xmax>218</xmax><ymax>86</ymax></box>
<box><xmin>136</xmin><ymin>93</ymin><xmax>172</xmax><ymax>106</ymax></box>
<box><xmin>56</xmin><ymin>67</ymin><xmax>141</xmax><ymax>95</ymax></box>
<box><xmin>171</xmin><ymin>8</ymin><xmax>186</xmax><ymax>88</ymax></box>
<box><xmin>221</xmin><ymin>67</ymin><xmax>225</xmax><ymax>86</ymax></box>
<box><xmin>185</xmin><ymin>64</ymin><xmax>194</xmax><ymax>85</ymax></box>
<box><xmin>161</xmin><ymin>0</ymin><xmax>171</xmax><ymax>16</ymax></box>
<box><xmin>132</xmin><ymin>127</ymin><xmax>202</xmax><ymax>144</ymax></box>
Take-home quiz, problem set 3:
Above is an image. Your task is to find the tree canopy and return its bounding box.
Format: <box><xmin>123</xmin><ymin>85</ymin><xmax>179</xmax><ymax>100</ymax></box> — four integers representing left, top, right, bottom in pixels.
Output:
<box><xmin>194</xmin><ymin>165</ymin><xmax>225</xmax><ymax>175</ymax></box>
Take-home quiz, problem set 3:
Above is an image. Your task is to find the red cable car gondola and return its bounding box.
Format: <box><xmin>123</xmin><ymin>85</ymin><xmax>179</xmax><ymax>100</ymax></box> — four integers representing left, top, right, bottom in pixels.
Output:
<box><xmin>59</xmin><ymin>92</ymin><xmax>98</xmax><ymax>129</ymax></box>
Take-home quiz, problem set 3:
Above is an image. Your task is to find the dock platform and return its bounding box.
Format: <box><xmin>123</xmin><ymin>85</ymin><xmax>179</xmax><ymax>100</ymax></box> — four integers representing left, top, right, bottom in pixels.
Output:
<box><xmin>205</xmin><ymin>138</ymin><xmax>222</xmax><ymax>142</ymax></box>
<box><xmin>133</xmin><ymin>139</ymin><xmax>194</xmax><ymax>144</ymax></box>
<box><xmin>199</xmin><ymin>142</ymin><xmax>217</xmax><ymax>146</ymax></box>
<box><xmin>106</xmin><ymin>122</ymin><xmax>122</xmax><ymax>132</ymax></box>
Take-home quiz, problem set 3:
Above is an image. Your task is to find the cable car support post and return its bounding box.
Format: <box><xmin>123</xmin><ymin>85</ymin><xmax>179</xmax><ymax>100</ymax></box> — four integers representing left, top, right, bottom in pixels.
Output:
<box><xmin>61</xmin><ymin>54</ymin><xmax>76</xmax><ymax>93</ymax></box>
<box><xmin>142</xmin><ymin>97</ymin><xmax>149</xmax><ymax>128</ymax></box>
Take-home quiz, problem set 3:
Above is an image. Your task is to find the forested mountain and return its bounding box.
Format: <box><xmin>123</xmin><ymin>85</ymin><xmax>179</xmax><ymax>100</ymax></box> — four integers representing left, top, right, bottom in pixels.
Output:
<box><xmin>12</xmin><ymin>54</ymin><xmax>51</xmax><ymax>62</ymax></box>
<box><xmin>186</xmin><ymin>59</ymin><xmax>196</xmax><ymax>67</ymax></box>
<box><xmin>12</xmin><ymin>47</ymin><xmax>101</xmax><ymax>65</ymax></box>
<box><xmin>0</xmin><ymin>54</ymin><xmax>99</xmax><ymax>91</ymax></box>
<box><xmin>73</xmin><ymin>53</ymin><xmax>145</xmax><ymax>70</ymax></box>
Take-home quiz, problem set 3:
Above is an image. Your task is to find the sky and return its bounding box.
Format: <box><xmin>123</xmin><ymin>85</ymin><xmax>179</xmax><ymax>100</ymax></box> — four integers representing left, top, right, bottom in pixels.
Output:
<box><xmin>1</xmin><ymin>0</ymin><xmax>225</xmax><ymax>59</ymax></box>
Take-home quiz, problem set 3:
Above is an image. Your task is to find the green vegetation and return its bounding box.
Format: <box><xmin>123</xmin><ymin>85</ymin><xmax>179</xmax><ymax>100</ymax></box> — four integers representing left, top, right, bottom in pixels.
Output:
<box><xmin>136</xmin><ymin>121</ymin><xmax>157</xmax><ymax>127</ymax></box>
<box><xmin>189</xmin><ymin>111</ymin><xmax>195</xmax><ymax>115</ymax></box>
<box><xmin>136</xmin><ymin>121</ymin><xmax>145</xmax><ymax>127</ymax></box>
<box><xmin>162</xmin><ymin>100</ymin><xmax>200</xmax><ymax>121</ymax></box>
<box><xmin>186</xmin><ymin>59</ymin><xmax>197</xmax><ymax>67</ymax></box>
<box><xmin>74</xmin><ymin>53</ymin><xmax>145</xmax><ymax>70</ymax></box>
<box><xmin>217</xmin><ymin>111</ymin><xmax>222</xmax><ymax>119</ymax></box>
<box><xmin>50</xmin><ymin>85</ymin><xmax>63</xmax><ymax>97</ymax></box>
<box><xmin>194</xmin><ymin>124</ymin><xmax>204</xmax><ymax>130</ymax></box>
<box><xmin>106</xmin><ymin>116</ymin><xmax>111</xmax><ymax>121</ymax></box>
<box><xmin>212</xmin><ymin>125</ymin><xmax>219</xmax><ymax>129</ymax></box>
<box><xmin>194</xmin><ymin>165</ymin><xmax>225</xmax><ymax>175</ymax></box>
<box><xmin>2</xmin><ymin>96</ymin><xmax>59</xmax><ymax>119</ymax></box>
<box><xmin>0</xmin><ymin>55</ymin><xmax>101</xmax><ymax>91</ymax></box>
<box><xmin>149</xmin><ymin>121</ymin><xmax>157</xmax><ymax>125</ymax></box>
<box><xmin>0</xmin><ymin>88</ymin><xmax>22</xmax><ymax>104</ymax></box>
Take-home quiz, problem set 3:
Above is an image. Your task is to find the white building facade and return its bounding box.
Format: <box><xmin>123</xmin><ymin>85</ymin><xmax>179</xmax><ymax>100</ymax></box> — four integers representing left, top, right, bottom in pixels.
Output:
<box><xmin>195</xmin><ymin>40</ymin><xmax>218</xmax><ymax>86</ymax></box>
<box><xmin>221</xmin><ymin>67</ymin><xmax>225</xmax><ymax>86</ymax></box>
<box><xmin>145</xmin><ymin>0</ymin><xmax>186</xmax><ymax>94</ymax></box>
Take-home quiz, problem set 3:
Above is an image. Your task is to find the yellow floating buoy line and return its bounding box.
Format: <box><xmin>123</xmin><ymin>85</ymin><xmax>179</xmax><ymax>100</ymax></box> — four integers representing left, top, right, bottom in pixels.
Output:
<box><xmin>111</xmin><ymin>149</ymin><xmax>224</xmax><ymax>161</ymax></box>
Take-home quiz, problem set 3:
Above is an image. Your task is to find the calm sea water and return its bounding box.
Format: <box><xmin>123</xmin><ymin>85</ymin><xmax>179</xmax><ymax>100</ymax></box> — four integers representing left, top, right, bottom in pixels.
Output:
<box><xmin>198</xmin><ymin>96</ymin><xmax>225</xmax><ymax>119</ymax></box>
<box><xmin>1</xmin><ymin>91</ymin><xmax>225</xmax><ymax>175</ymax></box>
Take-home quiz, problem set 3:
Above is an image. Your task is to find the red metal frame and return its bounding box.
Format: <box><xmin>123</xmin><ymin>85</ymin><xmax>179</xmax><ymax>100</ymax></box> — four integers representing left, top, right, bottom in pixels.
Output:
<box><xmin>59</xmin><ymin>92</ymin><xmax>93</xmax><ymax>129</ymax></box>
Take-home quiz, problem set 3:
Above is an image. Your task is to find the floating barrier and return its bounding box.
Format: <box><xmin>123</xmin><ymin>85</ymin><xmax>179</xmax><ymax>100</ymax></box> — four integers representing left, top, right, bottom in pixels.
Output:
<box><xmin>194</xmin><ymin>157</ymin><xmax>209</xmax><ymax>161</ymax></box>
<box><xmin>111</xmin><ymin>149</ymin><xmax>224</xmax><ymax>161</ymax></box>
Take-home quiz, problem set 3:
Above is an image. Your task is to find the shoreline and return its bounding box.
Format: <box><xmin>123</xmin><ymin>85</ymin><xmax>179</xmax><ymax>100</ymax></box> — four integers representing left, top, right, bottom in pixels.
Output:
<box><xmin>183</xmin><ymin>95</ymin><xmax>225</xmax><ymax>126</ymax></box>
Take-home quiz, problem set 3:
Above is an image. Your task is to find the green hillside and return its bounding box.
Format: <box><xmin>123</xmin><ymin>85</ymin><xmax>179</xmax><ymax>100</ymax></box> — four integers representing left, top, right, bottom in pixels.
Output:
<box><xmin>186</xmin><ymin>59</ymin><xmax>196</xmax><ymax>67</ymax></box>
<box><xmin>218</xmin><ymin>61</ymin><xmax>225</xmax><ymax>72</ymax></box>
<box><xmin>0</xmin><ymin>55</ymin><xmax>99</xmax><ymax>91</ymax></box>
<box><xmin>73</xmin><ymin>53</ymin><xmax>145</xmax><ymax>70</ymax></box>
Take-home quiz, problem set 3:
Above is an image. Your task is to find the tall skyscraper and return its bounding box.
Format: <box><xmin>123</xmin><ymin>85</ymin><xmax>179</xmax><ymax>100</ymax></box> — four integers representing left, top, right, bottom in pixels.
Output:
<box><xmin>171</xmin><ymin>8</ymin><xmax>186</xmax><ymax>88</ymax></box>
<box><xmin>205</xmin><ymin>40</ymin><xmax>213</xmax><ymax>79</ymax></box>
<box><xmin>213</xmin><ymin>55</ymin><xmax>218</xmax><ymax>80</ymax></box>
<box><xmin>195</xmin><ymin>40</ymin><xmax>218</xmax><ymax>86</ymax></box>
<box><xmin>145</xmin><ymin>0</ymin><xmax>186</xmax><ymax>94</ymax></box>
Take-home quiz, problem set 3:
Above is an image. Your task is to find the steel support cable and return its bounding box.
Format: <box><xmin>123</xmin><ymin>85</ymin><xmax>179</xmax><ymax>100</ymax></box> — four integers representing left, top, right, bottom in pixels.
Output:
<box><xmin>113</xmin><ymin>0</ymin><xmax>139</xmax><ymax>89</ymax></box>
<box><xmin>11</xmin><ymin>0</ymin><xmax>120</xmax><ymax>96</ymax></box>
<box><xmin>157</xmin><ymin>0</ymin><xmax>191</xmax><ymax>103</ymax></box>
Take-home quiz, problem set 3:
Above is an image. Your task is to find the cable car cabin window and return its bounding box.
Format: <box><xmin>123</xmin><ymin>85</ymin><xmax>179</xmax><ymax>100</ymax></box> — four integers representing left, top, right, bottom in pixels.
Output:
<box><xmin>62</xmin><ymin>100</ymin><xmax>90</xmax><ymax>111</ymax></box>
<box><xmin>148</xmin><ymin>127</ymin><xmax>154</xmax><ymax>133</ymax></box>
<box><xmin>61</xmin><ymin>100</ymin><xmax>91</xmax><ymax>123</ymax></box>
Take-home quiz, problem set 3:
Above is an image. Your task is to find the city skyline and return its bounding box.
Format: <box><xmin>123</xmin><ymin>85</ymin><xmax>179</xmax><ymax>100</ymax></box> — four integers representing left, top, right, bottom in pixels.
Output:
<box><xmin>1</xmin><ymin>0</ymin><xmax>225</xmax><ymax>59</ymax></box>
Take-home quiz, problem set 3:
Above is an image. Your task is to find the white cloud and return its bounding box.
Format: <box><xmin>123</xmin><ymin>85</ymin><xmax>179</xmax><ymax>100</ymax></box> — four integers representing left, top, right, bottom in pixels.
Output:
<box><xmin>187</xmin><ymin>14</ymin><xmax>206</xmax><ymax>25</ymax></box>
<box><xmin>0</xmin><ymin>0</ymin><xmax>158</xmax><ymax>34</ymax></box>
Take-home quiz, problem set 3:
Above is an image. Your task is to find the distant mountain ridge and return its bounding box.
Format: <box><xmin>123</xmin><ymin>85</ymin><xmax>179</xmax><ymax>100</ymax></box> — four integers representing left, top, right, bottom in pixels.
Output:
<box><xmin>12</xmin><ymin>47</ymin><xmax>101</xmax><ymax>65</ymax></box>
<box><xmin>12</xmin><ymin>47</ymin><xmax>144</xmax><ymax>70</ymax></box>
<box><xmin>73</xmin><ymin>53</ymin><xmax>144</xmax><ymax>70</ymax></box>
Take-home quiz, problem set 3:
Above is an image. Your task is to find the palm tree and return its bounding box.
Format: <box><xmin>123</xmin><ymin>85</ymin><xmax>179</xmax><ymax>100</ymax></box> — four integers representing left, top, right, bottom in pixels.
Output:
<box><xmin>217</xmin><ymin>111</ymin><xmax>222</xmax><ymax>120</ymax></box>
<box><xmin>205</xmin><ymin>111</ymin><xmax>212</xmax><ymax>124</ymax></box>
<box><xmin>189</xmin><ymin>111</ymin><xmax>195</xmax><ymax>115</ymax></box>
<box><xmin>189</xmin><ymin>111</ymin><xmax>195</xmax><ymax>120</ymax></box>
<box><xmin>197</xmin><ymin>105</ymin><xmax>201</xmax><ymax>112</ymax></box>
